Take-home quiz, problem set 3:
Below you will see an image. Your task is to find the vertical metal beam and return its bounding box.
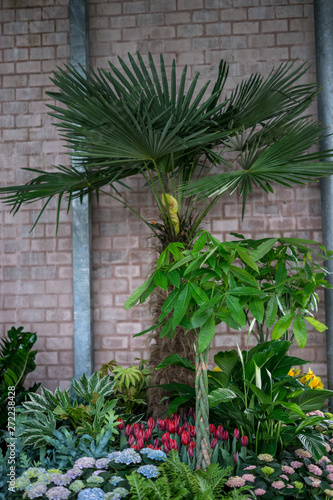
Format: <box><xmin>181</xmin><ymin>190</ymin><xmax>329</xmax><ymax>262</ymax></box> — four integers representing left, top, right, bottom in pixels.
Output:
<box><xmin>69</xmin><ymin>0</ymin><xmax>93</xmax><ymax>378</ymax></box>
<box><xmin>314</xmin><ymin>0</ymin><xmax>333</xmax><ymax>399</ymax></box>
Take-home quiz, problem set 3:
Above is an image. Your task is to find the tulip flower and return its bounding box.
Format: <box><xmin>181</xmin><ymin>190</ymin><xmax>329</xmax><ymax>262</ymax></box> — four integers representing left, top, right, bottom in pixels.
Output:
<box><xmin>209</xmin><ymin>424</ymin><xmax>216</xmax><ymax>435</ymax></box>
<box><xmin>233</xmin><ymin>428</ymin><xmax>240</xmax><ymax>439</ymax></box>
<box><xmin>240</xmin><ymin>435</ymin><xmax>249</xmax><ymax>447</ymax></box>
<box><xmin>128</xmin><ymin>435</ymin><xmax>135</xmax><ymax>446</ymax></box>
<box><xmin>157</xmin><ymin>419</ymin><xmax>166</xmax><ymax>431</ymax></box>
<box><xmin>154</xmin><ymin>438</ymin><xmax>160</xmax><ymax>448</ymax></box>
<box><xmin>116</xmin><ymin>418</ymin><xmax>124</xmax><ymax>430</ymax></box>
<box><xmin>147</xmin><ymin>417</ymin><xmax>155</xmax><ymax>430</ymax></box>
<box><xmin>124</xmin><ymin>424</ymin><xmax>132</xmax><ymax>437</ymax></box>
<box><xmin>161</xmin><ymin>432</ymin><xmax>170</xmax><ymax>445</ymax></box>
<box><xmin>190</xmin><ymin>425</ymin><xmax>196</xmax><ymax>437</ymax></box>
<box><xmin>211</xmin><ymin>438</ymin><xmax>218</xmax><ymax>449</ymax></box>
<box><xmin>222</xmin><ymin>430</ymin><xmax>229</xmax><ymax>441</ymax></box>
<box><xmin>169</xmin><ymin>439</ymin><xmax>179</xmax><ymax>451</ymax></box>
<box><xmin>181</xmin><ymin>431</ymin><xmax>191</xmax><ymax>446</ymax></box>
<box><xmin>137</xmin><ymin>438</ymin><xmax>144</xmax><ymax>450</ymax></box>
<box><xmin>145</xmin><ymin>429</ymin><xmax>152</xmax><ymax>441</ymax></box>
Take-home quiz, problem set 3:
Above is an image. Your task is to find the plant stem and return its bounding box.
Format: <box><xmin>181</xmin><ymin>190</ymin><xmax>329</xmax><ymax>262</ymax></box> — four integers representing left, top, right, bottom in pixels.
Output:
<box><xmin>195</xmin><ymin>340</ymin><xmax>211</xmax><ymax>470</ymax></box>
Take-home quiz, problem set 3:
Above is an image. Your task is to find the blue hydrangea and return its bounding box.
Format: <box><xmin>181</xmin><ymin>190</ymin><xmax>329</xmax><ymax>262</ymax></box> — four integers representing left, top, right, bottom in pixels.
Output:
<box><xmin>95</xmin><ymin>457</ymin><xmax>110</xmax><ymax>469</ymax></box>
<box><xmin>66</xmin><ymin>467</ymin><xmax>83</xmax><ymax>479</ymax></box>
<box><xmin>109</xmin><ymin>475</ymin><xmax>123</xmax><ymax>486</ymax></box>
<box><xmin>107</xmin><ymin>448</ymin><xmax>142</xmax><ymax>465</ymax></box>
<box><xmin>45</xmin><ymin>486</ymin><xmax>71</xmax><ymax>500</ymax></box>
<box><xmin>78</xmin><ymin>488</ymin><xmax>105</xmax><ymax>500</ymax></box>
<box><xmin>104</xmin><ymin>488</ymin><xmax>129</xmax><ymax>499</ymax></box>
<box><xmin>140</xmin><ymin>448</ymin><xmax>167</xmax><ymax>461</ymax></box>
<box><xmin>74</xmin><ymin>457</ymin><xmax>96</xmax><ymax>469</ymax></box>
<box><xmin>136</xmin><ymin>464</ymin><xmax>160</xmax><ymax>478</ymax></box>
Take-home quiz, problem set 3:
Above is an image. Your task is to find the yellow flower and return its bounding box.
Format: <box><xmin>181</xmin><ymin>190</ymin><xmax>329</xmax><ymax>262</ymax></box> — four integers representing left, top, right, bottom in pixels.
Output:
<box><xmin>213</xmin><ymin>367</ymin><xmax>222</xmax><ymax>372</ymax></box>
<box><xmin>288</xmin><ymin>367</ymin><xmax>301</xmax><ymax>377</ymax></box>
<box><xmin>308</xmin><ymin>376</ymin><xmax>324</xmax><ymax>389</ymax></box>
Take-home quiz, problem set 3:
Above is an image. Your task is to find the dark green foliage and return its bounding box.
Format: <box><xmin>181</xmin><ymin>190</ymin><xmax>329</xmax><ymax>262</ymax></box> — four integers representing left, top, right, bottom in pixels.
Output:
<box><xmin>0</xmin><ymin>326</ymin><xmax>39</xmax><ymax>431</ymax></box>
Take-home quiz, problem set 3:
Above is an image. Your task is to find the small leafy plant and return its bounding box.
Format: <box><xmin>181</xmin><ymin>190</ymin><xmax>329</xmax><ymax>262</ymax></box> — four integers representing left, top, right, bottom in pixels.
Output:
<box><xmin>0</xmin><ymin>326</ymin><xmax>40</xmax><ymax>431</ymax></box>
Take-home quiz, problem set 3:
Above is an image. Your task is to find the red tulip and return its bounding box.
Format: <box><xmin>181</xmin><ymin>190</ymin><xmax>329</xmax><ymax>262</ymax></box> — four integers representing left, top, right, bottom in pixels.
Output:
<box><xmin>210</xmin><ymin>438</ymin><xmax>218</xmax><ymax>449</ymax></box>
<box><xmin>188</xmin><ymin>444</ymin><xmax>195</xmax><ymax>458</ymax></box>
<box><xmin>117</xmin><ymin>418</ymin><xmax>124</xmax><ymax>430</ymax></box>
<box><xmin>137</xmin><ymin>438</ymin><xmax>144</xmax><ymax>450</ymax></box>
<box><xmin>181</xmin><ymin>431</ymin><xmax>191</xmax><ymax>446</ymax></box>
<box><xmin>233</xmin><ymin>428</ymin><xmax>240</xmax><ymax>439</ymax></box>
<box><xmin>177</xmin><ymin>426</ymin><xmax>183</xmax><ymax>436</ymax></box>
<box><xmin>147</xmin><ymin>417</ymin><xmax>155</xmax><ymax>430</ymax></box>
<box><xmin>189</xmin><ymin>441</ymin><xmax>196</xmax><ymax>449</ymax></box>
<box><xmin>216</xmin><ymin>426</ymin><xmax>224</xmax><ymax>440</ymax></box>
<box><xmin>222</xmin><ymin>430</ymin><xmax>229</xmax><ymax>441</ymax></box>
<box><xmin>169</xmin><ymin>438</ymin><xmax>179</xmax><ymax>451</ymax></box>
<box><xmin>131</xmin><ymin>444</ymin><xmax>138</xmax><ymax>449</ymax></box>
<box><xmin>154</xmin><ymin>438</ymin><xmax>160</xmax><ymax>448</ymax></box>
<box><xmin>157</xmin><ymin>419</ymin><xmax>166</xmax><ymax>431</ymax></box>
<box><xmin>133</xmin><ymin>423</ymin><xmax>140</xmax><ymax>437</ymax></box>
<box><xmin>124</xmin><ymin>424</ymin><xmax>132</xmax><ymax>437</ymax></box>
<box><xmin>161</xmin><ymin>432</ymin><xmax>170</xmax><ymax>445</ymax></box>
<box><xmin>166</xmin><ymin>420</ymin><xmax>177</xmax><ymax>434</ymax></box>
<box><xmin>190</xmin><ymin>425</ymin><xmax>196</xmax><ymax>437</ymax></box>
<box><xmin>183</xmin><ymin>422</ymin><xmax>190</xmax><ymax>433</ymax></box>
<box><xmin>145</xmin><ymin>429</ymin><xmax>152</xmax><ymax>441</ymax></box>
<box><xmin>128</xmin><ymin>435</ymin><xmax>135</xmax><ymax>446</ymax></box>
<box><xmin>146</xmin><ymin>444</ymin><xmax>154</xmax><ymax>448</ymax></box>
<box><xmin>233</xmin><ymin>452</ymin><xmax>238</xmax><ymax>463</ymax></box>
<box><xmin>240</xmin><ymin>435</ymin><xmax>249</xmax><ymax>447</ymax></box>
<box><xmin>163</xmin><ymin>441</ymin><xmax>171</xmax><ymax>453</ymax></box>
<box><xmin>189</xmin><ymin>407</ymin><xmax>195</xmax><ymax>416</ymax></box>
<box><xmin>137</xmin><ymin>429</ymin><xmax>145</xmax><ymax>441</ymax></box>
<box><xmin>209</xmin><ymin>424</ymin><xmax>216</xmax><ymax>435</ymax></box>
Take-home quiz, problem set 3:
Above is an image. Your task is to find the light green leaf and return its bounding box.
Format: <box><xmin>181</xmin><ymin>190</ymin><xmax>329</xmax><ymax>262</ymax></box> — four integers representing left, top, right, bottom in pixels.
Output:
<box><xmin>230</xmin><ymin>266</ymin><xmax>260</xmax><ymax>288</ymax></box>
<box><xmin>169</xmin><ymin>255</ymin><xmax>193</xmax><ymax>271</ymax></box>
<box><xmin>157</xmin><ymin>248</ymin><xmax>170</xmax><ymax>268</ymax></box>
<box><xmin>297</xmin><ymin>433</ymin><xmax>326</xmax><ymax>461</ymax></box>
<box><xmin>251</xmin><ymin>238</ymin><xmax>277</xmax><ymax>260</ymax></box>
<box><xmin>237</xmin><ymin>247</ymin><xmax>259</xmax><ymax>272</ymax></box>
<box><xmin>189</xmin><ymin>282</ymin><xmax>209</xmax><ymax>306</ymax></box>
<box><xmin>249</xmin><ymin>296</ymin><xmax>264</xmax><ymax>323</ymax></box>
<box><xmin>191</xmin><ymin>308</ymin><xmax>214</xmax><ymax>329</ymax></box>
<box><xmin>167</xmin><ymin>270</ymin><xmax>180</xmax><ymax>288</ymax></box>
<box><xmin>172</xmin><ymin>283</ymin><xmax>192</xmax><ymax>328</ymax></box>
<box><xmin>272</xmin><ymin>313</ymin><xmax>295</xmax><ymax>340</ymax></box>
<box><xmin>208</xmin><ymin>388</ymin><xmax>238</xmax><ymax>408</ymax></box>
<box><xmin>133</xmin><ymin>321</ymin><xmax>164</xmax><ymax>337</ymax></box>
<box><xmin>192</xmin><ymin>231</ymin><xmax>207</xmax><ymax>256</ymax></box>
<box><xmin>214</xmin><ymin>350</ymin><xmax>239</xmax><ymax>377</ymax></box>
<box><xmin>293</xmin><ymin>315</ymin><xmax>308</xmax><ymax>348</ymax></box>
<box><xmin>159</xmin><ymin>318</ymin><xmax>174</xmax><ymax>338</ymax></box>
<box><xmin>266</xmin><ymin>295</ymin><xmax>278</xmax><ymax>328</ymax></box>
<box><xmin>154</xmin><ymin>270</ymin><xmax>168</xmax><ymax>291</ymax></box>
<box><xmin>226</xmin><ymin>295</ymin><xmax>246</xmax><ymax>327</ymax></box>
<box><xmin>198</xmin><ymin>316</ymin><xmax>215</xmax><ymax>353</ymax></box>
<box><xmin>304</xmin><ymin>316</ymin><xmax>328</xmax><ymax>332</ymax></box>
<box><xmin>124</xmin><ymin>276</ymin><xmax>153</xmax><ymax>309</ymax></box>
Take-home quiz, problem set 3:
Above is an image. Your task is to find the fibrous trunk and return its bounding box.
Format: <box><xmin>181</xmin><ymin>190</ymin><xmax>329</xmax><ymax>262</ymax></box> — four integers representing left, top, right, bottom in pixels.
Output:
<box><xmin>195</xmin><ymin>343</ymin><xmax>211</xmax><ymax>469</ymax></box>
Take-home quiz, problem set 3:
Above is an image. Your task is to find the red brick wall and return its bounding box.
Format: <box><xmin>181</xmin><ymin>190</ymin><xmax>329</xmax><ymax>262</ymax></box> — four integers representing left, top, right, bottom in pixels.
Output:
<box><xmin>1</xmin><ymin>0</ymin><xmax>325</xmax><ymax>391</ymax></box>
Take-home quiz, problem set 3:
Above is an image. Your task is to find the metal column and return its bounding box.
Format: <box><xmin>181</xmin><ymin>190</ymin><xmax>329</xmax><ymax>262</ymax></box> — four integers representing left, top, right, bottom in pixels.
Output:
<box><xmin>314</xmin><ymin>0</ymin><xmax>333</xmax><ymax>397</ymax></box>
<box><xmin>69</xmin><ymin>0</ymin><xmax>93</xmax><ymax>378</ymax></box>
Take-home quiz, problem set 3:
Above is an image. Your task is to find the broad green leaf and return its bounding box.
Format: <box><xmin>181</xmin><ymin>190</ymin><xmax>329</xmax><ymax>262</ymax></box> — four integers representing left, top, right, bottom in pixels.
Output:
<box><xmin>168</xmin><ymin>396</ymin><xmax>191</xmax><ymax>416</ymax></box>
<box><xmin>6</xmin><ymin>368</ymin><xmax>18</xmax><ymax>383</ymax></box>
<box><xmin>159</xmin><ymin>318</ymin><xmax>173</xmax><ymax>338</ymax></box>
<box><xmin>189</xmin><ymin>282</ymin><xmax>209</xmax><ymax>306</ymax></box>
<box><xmin>228</xmin><ymin>286</ymin><xmax>263</xmax><ymax>296</ymax></box>
<box><xmin>237</xmin><ymin>247</ymin><xmax>259</xmax><ymax>272</ymax></box>
<box><xmin>246</xmin><ymin>382</ymin><xmax>271</xmax><ymax>405</ymax></box>
<box><xmin>226</xmin><ymin>295</ymin><xmax>246</xmax><ymax>327</ymax></box>
<box><xmin>279</xmin><ymin>401</ymin><xmax>306</xmax><ymax>418</ymax></box>
<box><xmin>249</xmin><ymin>296</ymin><xmax>264</xmax><ymax>323</ymax></box>
<box><xmin>191</xmin><ymin>308</ymin><xmax>214</xmax><ymax>329</ymax></box>
<box><xmin>156</xmin><ymin>354</ymin><xmax>195</xmax><ymax>371</ymax></box>
<box><xmin>266</xmin><ymin>295</ymin><xmax>278</xmax><ymax>328</ymax></box>
<box><xmin>214</xmin><ymin>350</ymin><xmax>239</xmax><ymax>377</ymax></box>
<box><xmin>198</xmin><ymin>316</ymin><xmax>215</xmax><ymax>353</ymax></box>
<box><xmin>251</xmin><ymin>238</ymin><xmax>277</xmax><ymax>260</ymax></box>
<box><xmin>208</xmin><ymin>388</ymin><xmax>238</xmax><ymax>407</ymax></box>
<box><xmin>272</xmin><ymin>313</ymin><xmax>295</xmax><ymax>340</ymax></box>
<box><xmin>124</xmin><ymin>276</ymin><xmax>153</xmax><ymax>309</ymax></box>
<box><xmin>169</xmin><ymin>255</ymin><xmax>193</xmax><ymax>271</ymax></box>
<box><xmin>273</xmin><ymin>356</ymin><xmax>309</xmax><ymax>377</ymax></box>
<box><xmin>293</xmin><ymin>315</ymin><xmax>308</xmax><ymax>348</ymax></box>
<box><xmin>160</xmin><ymin>286</ymin><xmax>183</xmax><ymax>320</ymax></box>
<box><xmin>296</xmin><ymin>416</ymin><xmax>325</xmax><ymax>433</ymax></box>
<box><xmin>4</xmin><ymin>374</ymin><xmax>15</xmax><ymax>386</ymax></box>
<box><xmin>275</xmin><ymin>261</ymin><xmax>287</xmax><ymax>293</ymax></box>
<box><xmin>167</xmin><ymin>269</ymin><xmax>180</xmax><ymax>288</ymax></box>
<box><xmin>157</xmin><ymin>383</ymin><xmax>195</xmax><ymax>396</ymax></box>
<box><xmin>297</xmin><ymin>433</ymin><xmax>326</xmax><ymax>461</ymax></box>
<box><xmin>291</xmin><ymin>389</ymin><xmax>333</xmax><ymax>412</ymax></box>
<box><xmin>157</xmin><ymin>248</ymin><xmax>170</xmax><ymax>268</ymax></box>
<box><xmin>304</xmin><ymin>316</ymin><xmax>328</xmax><ymax>332</ymax></box>
<box><xmin>192</xmin><ymin>231</ymin><xmax>207</xmax><ymax>256</ymax></box>
<box><xmin>230</xmin><ymin>266</ymin><xmax>260</xmax><ymax>288</ymax></box>
<box><xmin>154</xmin><ymin>270</ymin><xmax>168</xmax><ymax>291</ymax></box>
<box><xmin>172</xmin><ymin>283</ymin><xmax>192</xmax><ymax>328</ymax></box>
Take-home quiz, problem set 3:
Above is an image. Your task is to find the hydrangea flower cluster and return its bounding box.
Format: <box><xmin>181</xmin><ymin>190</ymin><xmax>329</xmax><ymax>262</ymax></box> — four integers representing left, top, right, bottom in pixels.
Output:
<box><xmin>107</xmin><ymin>449</ymin><xmax>142</xmax><ymax>465</ymax></box>
<box><xmin>45</xmin><ymin>486</ymin><xmax>71</xmax><ymax>500</ymax></box>
<box><xmin>104</xmin><ymin>487</ymin><xmax>129</xmax><ymax>499</ymax></box>
<box><xmin>140</xmin><ymin>447</ymin><xmax>167</xmax><ymax>461</ymax></box>
<box><xmin>77</xmin><ymin>487</ymin><xmax>105</xmax><ymax>500</ymax></box>
<box><xmin>109</xmin><ymin>475</ymin><xmax>124</xmax><ymax>486</ymax></box>
<box><xmin>136</xmin><ymin>464</ymin><xmax>160</xmax><ymax>478</ymax></box>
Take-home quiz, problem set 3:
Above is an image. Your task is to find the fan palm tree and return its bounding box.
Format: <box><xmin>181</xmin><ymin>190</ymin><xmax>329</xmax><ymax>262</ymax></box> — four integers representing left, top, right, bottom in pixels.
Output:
<box><xmin>1</xmin><ymin>53</ymin><xmax>333</xmax><ymax>413</ymax></box>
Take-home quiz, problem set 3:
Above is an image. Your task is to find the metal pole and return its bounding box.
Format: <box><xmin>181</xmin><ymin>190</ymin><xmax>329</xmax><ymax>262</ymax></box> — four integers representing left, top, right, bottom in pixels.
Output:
<box><xmin>314</xmin><ymin>0</ymin><xmax>333</xmax><ymax>402</ymax></box>
<box><xmin>69</xmin><ymin>0</ymin><xmax>93</xmax><ymax>378</ymax></box>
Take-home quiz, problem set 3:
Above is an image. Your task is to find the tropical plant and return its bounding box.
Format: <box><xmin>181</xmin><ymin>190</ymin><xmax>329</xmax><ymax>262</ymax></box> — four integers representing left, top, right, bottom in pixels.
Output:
<box><xmin>0</xmin><ymin>326</ymin><xmax>40</xmax><ymax>433</ymax></box>
<box><xmin>1</xmin><ymin>54</ymin><xmax>333</xmax><ymax>409</ymax></box>
<box><xmin>99</xmin><ymin>359</ymin><xmax>150</xmax><ymax>414</ymax></box>
<box><xmin>157</xmin><ymin>340</ymin><xmax>333</xmax><ymax>461</ymax></box>
<box><xmin>18</xmin><ymin>372</ymin><xmax>118</xmax><ymax>447</ymax></box>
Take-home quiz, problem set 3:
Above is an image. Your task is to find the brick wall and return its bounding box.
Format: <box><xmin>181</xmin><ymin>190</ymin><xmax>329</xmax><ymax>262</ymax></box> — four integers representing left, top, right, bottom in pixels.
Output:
<box><xmin>1</xmin><ymin>0</ymin><xmax>325</xmax><ymax>391</ymax></box>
